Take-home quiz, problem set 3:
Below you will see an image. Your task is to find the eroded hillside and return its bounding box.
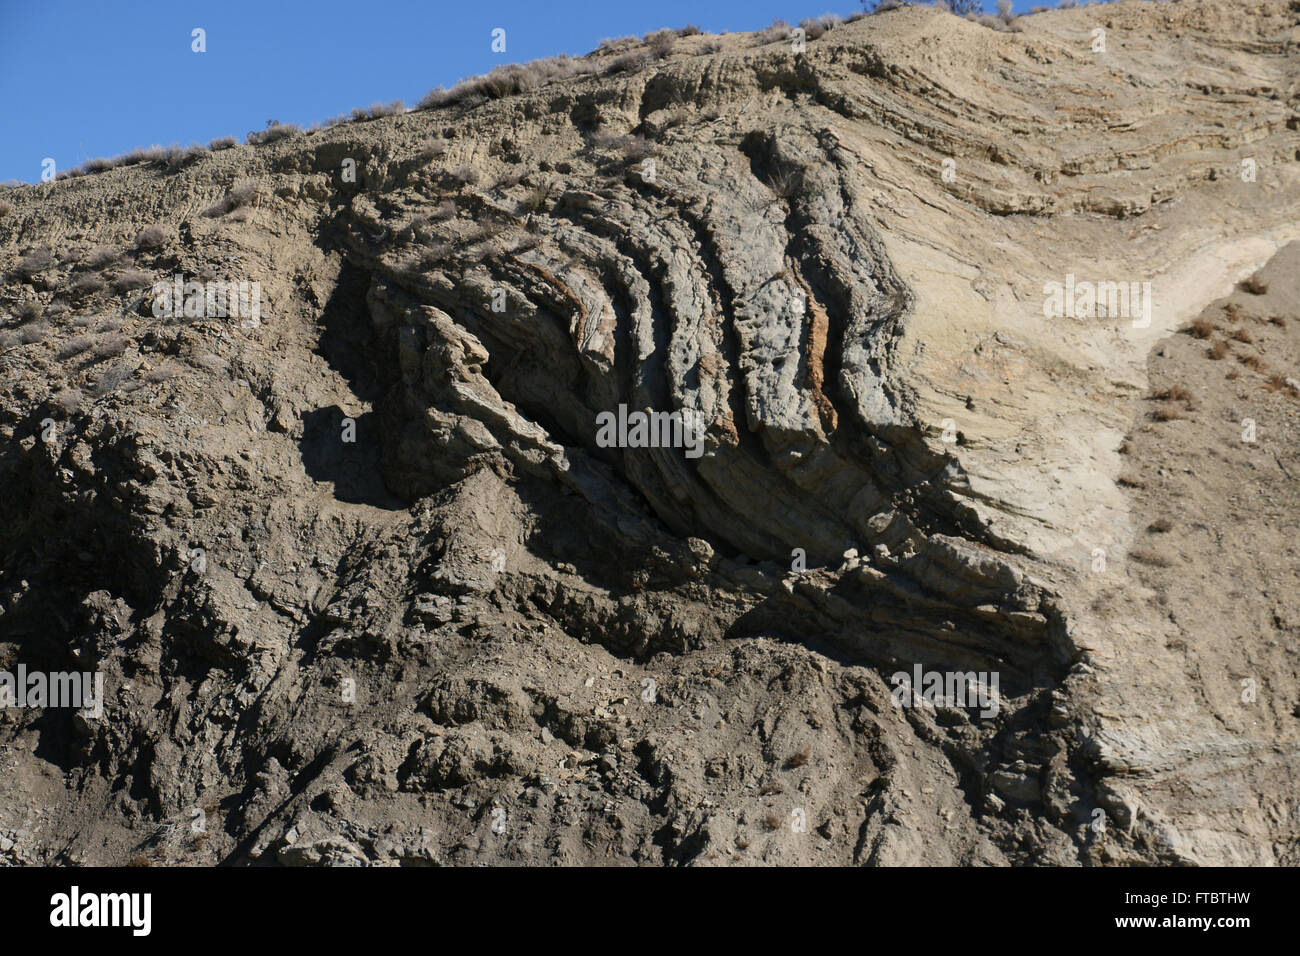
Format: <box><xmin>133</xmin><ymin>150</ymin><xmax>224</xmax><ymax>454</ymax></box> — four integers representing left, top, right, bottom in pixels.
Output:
<box><xmin>0</xmin><ymin>0</ymin><xmax>1298</xmax><ymax>865</ymax></box>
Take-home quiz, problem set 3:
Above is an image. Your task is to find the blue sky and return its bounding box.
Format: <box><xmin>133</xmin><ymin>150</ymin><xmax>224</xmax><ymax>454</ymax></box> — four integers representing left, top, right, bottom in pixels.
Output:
<box><xmin>2</xmin><ymin>0</ymin><xmax>1061</xmax><ymax>185</ymax></box>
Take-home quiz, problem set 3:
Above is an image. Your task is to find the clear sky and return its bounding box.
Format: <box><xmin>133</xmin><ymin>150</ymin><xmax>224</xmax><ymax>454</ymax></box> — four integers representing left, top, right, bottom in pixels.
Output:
<box><xmin>1</xmin><ymin>0</ymin><xmax>1078</xmax><ymax>185</ymax></box>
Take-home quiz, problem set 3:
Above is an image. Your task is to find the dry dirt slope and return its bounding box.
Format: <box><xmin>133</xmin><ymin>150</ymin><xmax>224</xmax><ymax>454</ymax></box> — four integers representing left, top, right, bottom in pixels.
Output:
<box><xmin>0</xmin><ymin>0</ymin><xmax>1297</xmax><ymax>865</ymax></box>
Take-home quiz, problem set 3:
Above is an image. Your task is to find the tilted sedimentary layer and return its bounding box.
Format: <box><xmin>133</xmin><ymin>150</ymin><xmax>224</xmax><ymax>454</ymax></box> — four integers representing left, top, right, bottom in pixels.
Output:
<box><xmin>0</xmin><ymin>0</ymin><xmax>1297</xmax><ymax>865</ymax></box>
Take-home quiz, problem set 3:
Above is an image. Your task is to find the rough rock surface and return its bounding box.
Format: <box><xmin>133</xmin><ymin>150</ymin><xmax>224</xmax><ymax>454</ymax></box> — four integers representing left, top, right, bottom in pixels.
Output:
<box><xmin>0</xmin><ymin>0</ymin><xmax>1297</xmax><ymax>865</ymax></box>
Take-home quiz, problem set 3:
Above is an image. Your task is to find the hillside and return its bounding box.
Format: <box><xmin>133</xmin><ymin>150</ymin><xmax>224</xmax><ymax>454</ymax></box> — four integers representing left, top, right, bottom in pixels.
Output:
<box><xmin>0</xmin><ymin>0</ymin><xmax>1298</xmax><ymax>865</ymax></box>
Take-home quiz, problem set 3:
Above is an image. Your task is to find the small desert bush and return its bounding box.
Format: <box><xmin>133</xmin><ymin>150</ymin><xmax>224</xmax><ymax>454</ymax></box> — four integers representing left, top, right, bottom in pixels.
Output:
<box><xmin>0</xmin><ymin>201</ymin><xmax>12</xmax><ymax>218</ymax></box>
<box><xmin>645</xmin><ymin>29</ymin><xmax>676</xmax><ymax>59</ymax></box>
<box><xmin>245</xmin><ymin>122</ymin><xmax>301</xmax><ymax>146</ymax></box>
<box><xmin>446</xmin><ymin>165</ymin><xmax>480</xmax><ymax>187</ymax></box>
<box><xmin>764</xmin><ymin>161</ymin><xmax>804</xmax><ymax>199</ymax></box>
<box><xmin>135</xmin><ymin>225</ymin><xmax>169</xmax><ymax>251</ymax></box>
<box><xmin>606</xmin><ymin>49</ymin><xmax>652</xmax><ymax>74</ymax></box>
<box><xmin>113</xmin><ymin>268</ymin><xmax>153</xmax><ymax>292</ymax></box>
<box><xmin>1153</xmin><ymin>384</ymin><xmax>1191</xmax><ymax>402</ymax></box>
<box><xmin>57</xmin><ymin>335</ymin><xmax>93</xmax><ymax>359</ymax></box>
<box><xmin>91</xmin><ymin>334</ymin><xmax>129</xmax><ymax>360</ymax></box>
<box><xmin>1208</xmin><ymin>340</ymin><xmax>1230</xmax><ymax>360</ymax></box>
<box><xmin>1225</xmin><ymin>302</ymin><xmax>1243</xmax><ymax>322</ymax></box>
<box><xmin>754</xmin><ymin>20</ymin><xmax>791</xmax><ymax>44</ymax></box>
<box><xmin>19</xmin><ymin>323</ymin><xmax>48</xmax><ymax>344</ymax></box>
<box><xmin>1187</xmin><ymin>318</ymin><xmax>1216</xmax><ymax>339</ymax></box>
<box><xmin>1129</xmin><ymin>548</ymin><xmax>1173</xmax><ymax>568</ymax></box>
<box><xmin>16</xmin><ymin>299</ymin><xmax>42</xmax><ymax>322</ymax></box>
<box><xmin>12</xmin><ymin>248</ymin><xmax>54</xmax><ymax>279</ymax></box>
<box><xmin>1147</xmin><ymin>517</ymin><xmax>1173</xmax><ymax>534</ymax></box>
<box><xmin>428</xmin><ymin>199</ymin><xmax>458</xmax><ymax>221</ymax></box>
<box><xmin>0</xmin><ymin>331</ymin><xmax>18</xmax><ymax>350</ymax></box>
<box><xmin>1268</xmin><ymin>315</ymin><xmax>1286</xmax><ymax>328</ymax></box>
<box><xmin>677</xmin><ymin>24</ymin><xmax>702</xmax><ymax>37</ymax></box>
<box><xmin>1239</xmin><ymin>353</ymin><xmax>1267</xmax><ymax>371</ymax></box>
<box><xmin>144</xmin><ymin>361</ymin><xmax>182</xmax><ymax>383</ymax></box>
<box><xmin>1151</xmin><ymin>402</ymin><xmax>1184</xmax><ymax>422</ymax></box>
<box><xmin>84</xmin><ymin>246</ymin><xmax>120</xmax><ymax>269</ymax></box>
<box><xmin>1230</xmin><ymin>328</ymin><xmax>1254</xmax><ymax>344</ymax></box>
<box><xmin>70</xmin><ymin>274</ymin><xmax>107</xmax><ymax>297</ymax></box>
<box><xmin>1243</xmin><ymin>274</ymin><xmax>1269</xmax><ymax>295</ymax></box>
<box><xmin>209</xmin><ymin>136</ymin><xmax>238</xmax><ymax>150</ymax></box>
<box><xmin>51</xmin><ymin>388</ymin><xmax>83</xmax><ymax>413</ymax></box>
<box><xmin>419</xmin><ymin>137</ymin><xmax>448</xmax><ymax>161</ymax></box>
<box><xmin>800</xmin><ymin>14</ymin><xmax>842</xmax><ymax>39</ymax></box>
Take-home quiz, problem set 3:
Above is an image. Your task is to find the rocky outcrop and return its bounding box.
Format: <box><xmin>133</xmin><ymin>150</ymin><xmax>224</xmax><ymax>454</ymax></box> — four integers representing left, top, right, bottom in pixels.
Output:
<box><xmin>1</xmin><ymin>0</ymin><xmax>1298</xmax><ymax>865</ymax></box>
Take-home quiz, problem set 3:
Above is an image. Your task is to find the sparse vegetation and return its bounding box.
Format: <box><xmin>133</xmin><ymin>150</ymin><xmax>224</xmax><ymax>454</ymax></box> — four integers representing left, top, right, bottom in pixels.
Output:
<box><xmin>1148</xmin><ymin>517</ymin><xmax>1173</xmax><ymax>533</ymax></box>
<box><xmin>1243</xmin><ymin>274</ymin><xmax>1270</xmax><ymax>295</ymax></box>
<box><xmin>245</xmin><ymin>122</ymin><xmax>301</xmax><ymax>146</ymax></box>
<box><xmin>1239</xmin><ymin>353</ymin><xmax>1267</xmax><ymax>371</ymax></box>
<box><xmin>1208</xmin><ymin>340</ymin><xmax>1230</xmax><ymax>360</ymax></box>
<box><xmin>754</xmin><ymin>20</ymin><xmax>791</xmax><ymax>45</ymax></box>
<box><xmin>1188</xmin><ymin>318</ymin><xmax>1216</xmax><ymax>339</ymax></box>
<box><xmin>1152</xmin><ymin>402</ymin><xmax>1184</xmax><ymax>421</ymax></box>
<box><xmin>1130</xmin><ymin>548</ymin><xmax>1173</xmax><ymax>568</ymax></box>
<box><xmin>69</xmin><ymin>274</ymin><xmax>107</xmax><ymax>297</ymax></box>
<box><xmin>11</xmin><ymin>248</ymin><xmax>54</xmax><ymax>279</ymax></box>
<box><xmin>135</xmin><ymin>225</ymin><xmax>169</xmax><ymax>251</ymax></box>
<box><xmin>1230</xmin><ymin>328</ymin><xmax>1254</xmax><ymax>344</ymax></box>
<box><xmin>57</xmin><ymin>335</ymin><xmax>93</xmax><ymax>359</ymax></box>
<box><xmin>113</xmin><ymin>268</ymin><xmax>153</xmax><ymax>292</ymax></box>
<box><xmin>209</xmin><ymin>136</ymin><xmax>238</xmax><ymax>150</ymax></box>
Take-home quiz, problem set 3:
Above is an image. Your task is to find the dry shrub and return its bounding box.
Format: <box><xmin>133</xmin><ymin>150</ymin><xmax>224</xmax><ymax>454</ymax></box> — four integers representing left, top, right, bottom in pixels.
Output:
<box><xmin>1154</xmin><ymin>384</ymin><xmax>1191</xmax><ymax>402</ymax></box>
<box><xmin>1208</xmin><ymin>340</ymin><xmax>1230</xmax><ymax>360</ymax></box>
<box><xmin>762</xmin><ymin>812</ymin><xmax>782</xmax><ymax>831</ymax></box>
<box><xmin>135</xmin><ymin>225</ymin><xmax>169</xmax><ymax>251</ymax></box>
<box><xmin>754</xmin><ymin>20</ymin><xmax>791</xmax><ymax>44</ymax></box>
<box><xmin>144</xmin><ymin>361</ymin><xmax>182</xmax><ymax>383</ymax></box>
<box><xmin>1225</xmin><ymin>302</ymin><xmax>1244</xmax><ymax>322</ymax></box>
<box><xmin>52</xmin><ymin>388</ymin><xmax>83</xmax><ymax>413</ymax></box>
<box><xmin>245</xmin><ymin>122</ymin><xmax>301</xmax><ymax>146</ymax></box>
<box><xmin>419</xmin><ymin>137</ymin><xmax>448</xmax><ymax>161</ymax></box>
<box><xmin>70</xmin><ymin>274</ymin><xmax>106</xmax><ymax>297</ymax></box>
<box><xmin>446</xmin><ymin>165</ymin><xmax>480</xmax><ymax>186</ymax></box>
<box><xmin>84</xmin><ymin>246</ymin><xmax>120</xmax><ymax>270</ymax></box>
<box><xmin>1230</xmin><ymin>328</ymin><xmax>1254</xmax><ymax>344</ymax></box>
<box><xmin>16</xmin><ymin>299</ymin><xmax>42</xmax><ymax>322</ymax></box>
<box><xmin>1147</xmin><ymin>517</ymin><xmax>1173</xmax><ymax>534</ymax></box>
<box><xmin>209</xmin><ymin>135</ymin><xmax>238</xmax><ymax>150</ymax></box>
<box><xmin>12</xmin><ymin>248</ymin><xmax>54</xmax><ymax>279</ymax></box>
<box><xmin>677</xmin><ymin>24</ymin><xmax>702</xmax><ymax>37</ymax></box>
<box><xmin>645</xmin><ymin>29</ymin><xmax>676</xmax><ymax>59</ymax></box>
<box><xmin>1187</xmin><ymin>318</ymin><xmax>1216</xmax><ymax>339</ymax></box>
<box><xmin>0</xmin><ymin>201</ymin><xmax>13</xmax><ymax>218</ymax></box>
<box><xmin>786</xmin><ymin>746</ymin><xmax>812</xmax><ymax>768</ymax></box>
<box><xmin>57</xmin><ymin>335</ymin><xmax>93</xmax><ymax>359</ymax></box>
<box><xmin>1243</xmin><ymin>274</ymin><xmax>1269</xmax><ymax>295</ymax></box>
<box><xmin>113</xmin><ymin>268</ymin><xmax>153</xmax><ymax>292</ymax></box>
<box><xmin>1226</xmin><ymin>369</ymin><xmax>1241</xmax><ymax>380</ymax></box>
<box><xmin>1239</xmin><ymin>353</ymin><xmax>1267</xmax><ymax>371</ymax></box>
<box><xmin>1267</xmin><ymin>315</ymin><xmax>1286</xmax><ymax>328</ymax></box>
<box><xmin>801</xmin><ymin>14</ymin><xmax>842</xmax><ymax>39</ymax></box>
<box><xmin>0</xmin><ymin>331</ymin><xmax>18</xmax><ymax>349</ymax></box>
<box><xmin>607</xmin><ymin>49</ymin><xmax>652</xmax><ymax>74</ymax></box>
<box><xmin>1130</xmin><ymin>548</ymin><xmax>1173</xmax><ymax>568</ymax></box>
<box><xmin>92</xmin><ymin>334</ymin><xmax>129</xmax><ymax>360</ymax></box>
<box><xmin>19</xmin><ymin>323</ymin><xmax>48</xmax><ymax>344</ymax></box>
<box><xmin>1151</xmin><ymin>402</ymin><xmax>1184</xmax><ymax>422</ymax></box>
